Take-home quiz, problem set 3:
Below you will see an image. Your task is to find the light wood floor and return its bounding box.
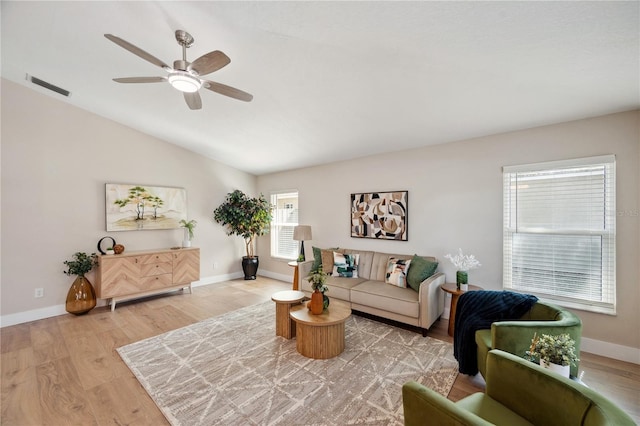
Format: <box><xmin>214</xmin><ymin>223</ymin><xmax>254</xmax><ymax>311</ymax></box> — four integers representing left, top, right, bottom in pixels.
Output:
<box><xmin>2</xmin><ymin>277</ymin><xmax>638</xmax><ymax>425</ymax></box>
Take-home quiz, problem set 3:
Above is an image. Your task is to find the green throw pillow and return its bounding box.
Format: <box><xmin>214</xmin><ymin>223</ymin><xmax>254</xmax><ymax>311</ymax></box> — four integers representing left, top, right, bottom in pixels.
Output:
<box><xmin>406</xmin><ymin>254</ymin><xmax>438</xmax><ymax>292</ymax></box>
<box><xmin>311</xmin><ymin>246</ymin><xmax>323</xmax><ymax>271</ymax></box>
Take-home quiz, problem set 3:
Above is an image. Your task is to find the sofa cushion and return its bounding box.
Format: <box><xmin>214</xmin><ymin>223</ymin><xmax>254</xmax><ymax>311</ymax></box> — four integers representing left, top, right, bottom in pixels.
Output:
<box><xmin>406</xmin><ymin>255</ymin><xmax>439</xmax><ymax>292</ymax></box>
<box><xmin>385</xmin><ymin>258</ymin><xmax>412</xmax><ymax>288</ymax></box>
<box><xmin>351</xmin><ymin>280</ymin><xmax>419</xmax><ymax>318</ymax></box>
<box><xmin>321</xmin><ymin>249</ymin><xmax>336</xmax><ymax>274</ymax></box>
<box><xmin>342</xmin><ymin>249</ymin><xmax>374</xmax><ymax>279</ymax></box>
<box><xmin>302</xmin><ymin>275</ymin><xmax>365</xmax><ymax>301</ymax></box>
<box><xmin>333</xmin><ymin>252</ymin><xmax>360</xmax><ymax>278</ymax></box>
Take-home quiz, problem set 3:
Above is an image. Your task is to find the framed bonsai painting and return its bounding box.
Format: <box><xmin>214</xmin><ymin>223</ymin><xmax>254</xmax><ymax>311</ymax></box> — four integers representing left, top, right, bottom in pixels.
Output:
<box><xmin>350</xmin><ymin>190</ymin><xmax>408</xmax><ymax>240</ymax></box>
<box><xmin>105</xmin><ymin>183</ymin><xmax>187</xmax><ymax>231</ymax></box>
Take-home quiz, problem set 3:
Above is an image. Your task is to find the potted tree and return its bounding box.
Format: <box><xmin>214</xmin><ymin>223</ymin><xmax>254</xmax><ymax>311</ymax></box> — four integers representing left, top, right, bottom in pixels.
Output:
<box><xmin>213</xmin><ymin>190</ymin><xmax>272</xmax><ymax>280</ymax></box>
<box><xmin>525</xmin><ymin>332</ymin><xmax>579</xmax><ymax>377</ymax></box>
<box><xmin>179</xmin><ymin>219</ymin><xmax>197</xmax><ymax>248</ymax></box>
<box><xmin>63</xmin><ymin>252</ymin><xmax>98</xmax><ymax>315</ymax></box>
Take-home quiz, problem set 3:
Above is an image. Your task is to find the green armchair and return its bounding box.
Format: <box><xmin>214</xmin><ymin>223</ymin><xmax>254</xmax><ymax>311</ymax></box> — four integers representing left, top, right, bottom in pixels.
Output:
<box><xmin>475</xmin><ymin>300</ymin><xmax>582</xmax><ymax>378</ymax></box>
<box><xmin>403</xmin><ymin>349</ymin><xmax>635</xmax><ymax>426</ymax></box>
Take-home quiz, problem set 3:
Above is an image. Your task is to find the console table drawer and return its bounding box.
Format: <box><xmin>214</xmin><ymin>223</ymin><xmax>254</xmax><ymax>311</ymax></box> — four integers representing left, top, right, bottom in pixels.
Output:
<box><xmin>140</xmin><ymin>273</ymin><xmax>173</xmax><ymax>291</ymax></box>
<box><xmin>140</xmin><ymin>262</ymin><xmax>172</xmax><ymax>276</ymax></box>
<box><xmin>139</xmin><ymin>253</ymin><xmax>172</xmax><ymax>264</ymax></box>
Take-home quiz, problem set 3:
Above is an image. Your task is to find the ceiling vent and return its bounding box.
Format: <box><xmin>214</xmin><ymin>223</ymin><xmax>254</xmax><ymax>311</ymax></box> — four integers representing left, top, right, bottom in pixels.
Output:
<box><xmin>26</xmin><ymin>74</ymin><xmax>71</xmax><ymax>97</ymax></box>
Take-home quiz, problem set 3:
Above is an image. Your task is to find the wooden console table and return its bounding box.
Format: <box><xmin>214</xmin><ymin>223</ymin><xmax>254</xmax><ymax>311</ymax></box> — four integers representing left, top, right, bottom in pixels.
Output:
<box><xmin>95</xmin><ymin>247</ymin><xmax>200</xmax><ymax>311</ymax></box>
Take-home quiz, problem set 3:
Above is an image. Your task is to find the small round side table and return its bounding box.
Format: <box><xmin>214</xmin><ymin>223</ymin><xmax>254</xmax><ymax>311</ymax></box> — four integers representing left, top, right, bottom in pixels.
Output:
<box><xmin>272</xmin><ymin>290</ymin><xmax>306</xmax><ymax>339</ymax></box>
<box><xmin>440</xmin><ymin>283</ymin><xmax>483</xmax><ymax>337</ymax></box>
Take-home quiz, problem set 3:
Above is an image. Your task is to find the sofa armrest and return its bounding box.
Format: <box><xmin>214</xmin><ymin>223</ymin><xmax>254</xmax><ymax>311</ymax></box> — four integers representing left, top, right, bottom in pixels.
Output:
<box><xmin>402</xmin><ymin>381</ymin><xmax>493</xmax><ymax>426</ymax></box>
<box><xmin>297</xmin><ymin>260</ymin><xmax>315</xmax><ymax>291</ymax></box>
<box><xmin>418</xmin><ymin>272</ymin><xmax>445</xmax><ymax>329</ymax></box>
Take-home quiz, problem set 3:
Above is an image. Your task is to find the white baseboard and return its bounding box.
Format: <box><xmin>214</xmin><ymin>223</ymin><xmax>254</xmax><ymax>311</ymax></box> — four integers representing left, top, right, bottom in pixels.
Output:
<box><xmin>581</xmin><ymin>337</ymin><xmax>640</xmax><ymax>365</ymax></box>
<box><xmin>258</xmin><ymin>270</ymin><xmax>293</xmax><ymax>284</ymax></box>
<box><xmin>0</xmin><ymin>273</ymin><xmax>243</xmax><ymax>328</ymax></box>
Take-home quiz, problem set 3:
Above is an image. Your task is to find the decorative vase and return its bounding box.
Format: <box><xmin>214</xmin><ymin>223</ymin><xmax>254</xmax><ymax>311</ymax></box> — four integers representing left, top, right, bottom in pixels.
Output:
<box><xmin>460</xmin><ymin>283</ymin><xmax>469</xmax><ymax>292</ymax></box>
<box><xmin>540</xmin><ymin>360</ymin><xmax>571</xmax><ymax>378</ymax></box>
<box><xmin>310</xmin><ymin>289</ymin><xmax>324</xmax><ymax>315</ymax></box>
<box><xmin>65</xmin><ymin>276</ymin><xmax>97</xmax><ymax>315</ymax></box>
<box><xmin>456</xmin><ymin>271</ymin><xmax>468</xmax><ymax>290</ymax></box>
<box><xmin>241</xmin><ymin>256</ymin><xmax>259</xmax><ymax>280</ymax></box>
<box><xmin>182</xmin><ymin>228</ymin><xmax>191</xmax><ymax>248</ymax></box>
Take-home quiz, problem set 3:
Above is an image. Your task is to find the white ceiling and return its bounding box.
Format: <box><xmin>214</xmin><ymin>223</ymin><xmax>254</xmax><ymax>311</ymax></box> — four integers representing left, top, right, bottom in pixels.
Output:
<box><xmin>2</xmin><ymin>1</ymin><xmax>639</xmax><ymax>175</ymax></box>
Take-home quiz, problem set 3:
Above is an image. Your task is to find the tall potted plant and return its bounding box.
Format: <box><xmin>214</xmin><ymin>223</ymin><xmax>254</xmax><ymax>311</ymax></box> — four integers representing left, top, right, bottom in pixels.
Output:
<box><xmin>213</xmin><ymin>190</ymin><xmax>272</xmax><ymax>279</ymax></box>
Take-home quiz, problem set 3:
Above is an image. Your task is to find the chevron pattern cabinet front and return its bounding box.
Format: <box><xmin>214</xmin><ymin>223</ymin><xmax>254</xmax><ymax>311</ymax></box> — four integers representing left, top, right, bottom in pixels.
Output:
<box><xmin>96</xmin><ymin>247</ymin><xmax>200</xmax><ymax>310</ymax></box>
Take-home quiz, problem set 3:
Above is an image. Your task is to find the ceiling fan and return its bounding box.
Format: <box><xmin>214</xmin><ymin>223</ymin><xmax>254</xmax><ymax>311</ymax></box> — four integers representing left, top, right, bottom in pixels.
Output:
<box><xmin>104</xmin><ymin>30</ymin><xmax>253</xmax><ymax>110</ymax></box>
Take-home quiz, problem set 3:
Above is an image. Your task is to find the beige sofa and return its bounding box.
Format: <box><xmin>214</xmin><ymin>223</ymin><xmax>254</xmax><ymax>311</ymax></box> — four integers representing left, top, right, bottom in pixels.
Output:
<box><xmin>297</xmin><ymin>249</ymin><xmax>445</xmax><ymax>336</ymax></box>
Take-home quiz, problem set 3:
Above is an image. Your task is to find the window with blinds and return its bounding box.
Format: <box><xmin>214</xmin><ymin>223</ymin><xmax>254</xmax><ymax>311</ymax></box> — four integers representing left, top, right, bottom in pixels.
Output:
<box><xmin>270</xmin><ymin>191</ymin><xmax>299</xmax><ymax>260</ymax></box>
<box><xmin>503</xmin><ymin>155</ymin><xmax>616</xmax><ymax>314</ymax></box>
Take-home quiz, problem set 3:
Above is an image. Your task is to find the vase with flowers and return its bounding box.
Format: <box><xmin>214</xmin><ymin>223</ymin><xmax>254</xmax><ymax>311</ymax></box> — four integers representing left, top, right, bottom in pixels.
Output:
<box><xmin>525</xmin><ymin>332</ymin><xmax>579</xmax><ymax>378</ymax></box>
<box><xmin>306</xmin><ymin>268</ymin><xmax>329</xmax><ymax>314</ymax></box>
<box><xmin>63</xmin><ymin>252</ymin><xmax>98</xmax><ymax>315</ymax></box>
<box><xmin>444</xmin><ymin>248</ymin><xmax>481</xmax><ymax>291</ymax></box>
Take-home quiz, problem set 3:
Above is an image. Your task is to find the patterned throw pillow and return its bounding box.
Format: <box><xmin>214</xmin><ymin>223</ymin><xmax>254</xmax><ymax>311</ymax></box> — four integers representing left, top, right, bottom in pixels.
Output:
<box><xmin>385</xmin><ymin>258</ymin><xmax>412</xmax><ymax>288</ymax></box>
<box><xmin>332</xmin><ymin>252</ymin><xmax>360</xmax><ymax>278</ymax></box>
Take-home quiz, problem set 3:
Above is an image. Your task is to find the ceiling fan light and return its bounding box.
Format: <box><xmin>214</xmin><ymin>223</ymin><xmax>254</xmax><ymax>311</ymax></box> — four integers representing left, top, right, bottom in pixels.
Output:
<box><xmin>168</xmin><ymin>72</ymin><xmax>202</xmax><ymax>93</ymax></box>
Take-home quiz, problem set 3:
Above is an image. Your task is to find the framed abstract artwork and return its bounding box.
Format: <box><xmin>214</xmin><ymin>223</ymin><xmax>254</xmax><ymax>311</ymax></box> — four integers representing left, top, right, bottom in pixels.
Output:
<box><xmin>105</xmin><ymin>183</ymin><xmax>187</xmax><ymax>231</ymax></box>
<box><xmin>350</xmin><ymin>191</ymin><xmax>408</xmax><ymax>240</ymax></box>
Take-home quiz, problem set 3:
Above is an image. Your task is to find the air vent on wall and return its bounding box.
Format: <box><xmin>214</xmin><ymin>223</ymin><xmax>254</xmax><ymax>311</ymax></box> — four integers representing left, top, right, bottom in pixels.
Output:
<box><xmin>26</xmin><ymin>74</ymin><xmax>71</xmax><ymax>97</ymax></box>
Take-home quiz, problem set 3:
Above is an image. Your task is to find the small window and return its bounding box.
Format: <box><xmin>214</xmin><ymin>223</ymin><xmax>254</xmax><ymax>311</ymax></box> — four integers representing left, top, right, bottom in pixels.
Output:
<box><xmin>503</xmin><ymin>155</ymin><xmax>616</xmax><ymax>314</ymax></box>
<box><xmin>270</xmin><ymin>191</ymin><xmax>299</xmax><ymax>260</ymax></box>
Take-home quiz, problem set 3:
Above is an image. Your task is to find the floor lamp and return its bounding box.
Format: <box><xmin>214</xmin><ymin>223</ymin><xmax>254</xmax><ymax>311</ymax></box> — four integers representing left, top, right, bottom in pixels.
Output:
<box><xmin>293</xmin><ymin>225</ymin><xmax>312</xmax><ymax>262</ymax></box>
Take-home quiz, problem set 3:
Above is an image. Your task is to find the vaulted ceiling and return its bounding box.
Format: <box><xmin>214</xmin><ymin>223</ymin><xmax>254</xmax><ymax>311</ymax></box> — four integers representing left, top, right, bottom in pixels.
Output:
<box><xmin>2</xmin><ymin>1</ymin><xmax>638</xmax><ymax>175</ymax></box>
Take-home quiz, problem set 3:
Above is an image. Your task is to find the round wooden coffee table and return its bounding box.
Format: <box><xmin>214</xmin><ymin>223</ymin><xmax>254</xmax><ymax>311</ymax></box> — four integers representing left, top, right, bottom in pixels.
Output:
<box><xmin>271</xmin><ymin>290</ymin><xmax>306</xmax><ymax>339</ymax></box>
<box><xmin>289</xmin><ymin>300</ymin><xmax>351</xmax><ymax>359</ymax></box>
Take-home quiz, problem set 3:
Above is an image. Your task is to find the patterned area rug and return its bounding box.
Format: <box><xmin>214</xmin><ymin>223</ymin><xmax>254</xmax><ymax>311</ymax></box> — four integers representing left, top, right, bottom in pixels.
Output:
<box><xmin>117</xmin><ymin>301</ymin><xmax>458</xmax><ymax>426</ymax></box>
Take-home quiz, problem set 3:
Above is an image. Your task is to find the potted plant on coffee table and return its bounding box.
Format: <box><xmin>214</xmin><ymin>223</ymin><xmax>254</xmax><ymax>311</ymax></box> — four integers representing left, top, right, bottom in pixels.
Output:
<box><xmin>525</xmin><ymin>332</ymin><xmax>579</xmax><ymax>378</ymax></box>
<box><xmin>307</xmin><ymin>268</ymin><xmax>329</xmax><ymax>314</ymax></box>
<box><xmin>213</xmin><ymin>190</ymin><xmax>272</xmax><ymax>280</ymax></box>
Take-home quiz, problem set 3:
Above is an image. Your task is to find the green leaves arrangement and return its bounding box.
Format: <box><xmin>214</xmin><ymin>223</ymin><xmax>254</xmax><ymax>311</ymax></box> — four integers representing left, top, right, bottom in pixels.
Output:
<box><xmin>63</xmin><ymin>252</ymin><xmax>98</xmax><ymax>277</ymax></box>
<box><xmin>213</xmin><ymin>190</ymin><xmax>272</xmax><ymax>258</ymax></box>
<box><xmin>525</xmin><ymin>332</ymin><xmax>579</xmax><ymax>367</ymax></box>
<box><xmin>307</xmin><ymin>268</ymin><xmax>329</xmax><ymax>294</ymax></box>
<box><xmin>180</xmin><ymin>219</ymin><xmax>197</xmax><ymax>240</ymax></box>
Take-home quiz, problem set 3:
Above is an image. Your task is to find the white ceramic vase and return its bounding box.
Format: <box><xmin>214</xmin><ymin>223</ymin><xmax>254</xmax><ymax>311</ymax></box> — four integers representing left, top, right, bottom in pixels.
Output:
<box><xmin>460</xmin><ymin>284</ymin><xmax>469</xmax><ymax>291</ymax></box>
<box><xmin>182</xmin><ymin>228</ymin><xmax>192</xmax><ymax>248</ymax></box>
<box><xmin>540</xmin><ymin>360</ymin><xmax>570</xmax><ymax>377</ymax></box>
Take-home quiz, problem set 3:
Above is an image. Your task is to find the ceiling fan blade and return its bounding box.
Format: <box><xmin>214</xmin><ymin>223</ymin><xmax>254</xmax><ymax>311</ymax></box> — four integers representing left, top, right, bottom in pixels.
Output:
<box><xmin>113</xmin><ymin>77</ymin><xmax>167</xmax><ymax>83</ymax></box>
<box><xmin>203</xmin><ymin>80</ymin><xmax>253</xmax><ymax>102</ymax></box>
<box><xmin>184</xmin><ymin>92</ymin><xmax>202</xmax><ymax>110</ymax></box>
<box><xmin>189</xmin><ymin>51</ymin><xmax>231</xmax><ymax>76</ymax></box>
<box><xmin>104</xmin><ymin>34</ymin><xmax>170</xmax><ymax>70</ymax></box>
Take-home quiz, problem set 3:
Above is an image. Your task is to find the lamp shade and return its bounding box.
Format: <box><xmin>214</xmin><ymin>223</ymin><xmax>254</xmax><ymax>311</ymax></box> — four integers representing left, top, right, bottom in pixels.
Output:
<box><xmin>293</xmin><ymin>225</ymin><xmax>312</xmax><ymax>241</ymax></box>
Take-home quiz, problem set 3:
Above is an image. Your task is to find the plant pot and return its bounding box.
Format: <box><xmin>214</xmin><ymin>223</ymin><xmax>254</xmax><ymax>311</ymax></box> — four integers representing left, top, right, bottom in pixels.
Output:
<box><xmin>309</xmin><ymin>289</ymin><xmax>324</xmax><ymax>315</ymax></box>
<box><xmin>460</xmin><ymin>283</ymin><xmax>469</xmax><ymax>292</ymax></box>
<box><xmin>182</xmin><ymin>228</ymin><xmax>192</xmax><ymax>248</ymax></box>
<box><xmin>65</xmin><ymin>276</ymin><xmax>97</xmax><ymax>315</ymax></box>
<box><xmin>540</xmin><ymin>360</ymin><xmax>570</xmax><ymax>378</ymax></box>
<box><xmin>242</xmin><ymin>256</ymin><xmax>259</xmax><ymax>280</ymax></box>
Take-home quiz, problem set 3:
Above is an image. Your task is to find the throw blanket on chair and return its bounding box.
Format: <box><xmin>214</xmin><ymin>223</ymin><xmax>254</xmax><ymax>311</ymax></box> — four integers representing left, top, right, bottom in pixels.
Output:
<box><xmin>453</xmin><ymin>290</ymin><xmax>538</xmax><ymax>375</ymax></box>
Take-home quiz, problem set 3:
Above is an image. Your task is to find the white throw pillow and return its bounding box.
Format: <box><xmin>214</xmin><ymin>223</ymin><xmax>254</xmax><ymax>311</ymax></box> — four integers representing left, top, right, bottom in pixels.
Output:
<box><xmin>385</xmin><ymin>257</ymin><xmax>412</xmax><ymax>288</ymax></box>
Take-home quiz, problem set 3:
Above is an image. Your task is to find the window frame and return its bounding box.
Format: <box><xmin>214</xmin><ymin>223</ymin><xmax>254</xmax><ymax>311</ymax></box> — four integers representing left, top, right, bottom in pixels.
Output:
<box><xmin>270</xmin><ymin>191</ymin><xmax>299</xmax><ymax>261</ymax></box>
<box><xmin>502</xmin><ymin>155</ymin><xmax>616</xmax><ymax>315</ymax></box>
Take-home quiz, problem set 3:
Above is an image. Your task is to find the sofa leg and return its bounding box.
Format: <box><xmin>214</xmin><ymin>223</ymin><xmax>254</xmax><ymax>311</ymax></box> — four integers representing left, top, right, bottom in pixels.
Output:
<box><xmin>422</xmin><ymin>328</ymin><xmax>428</xmax><ymax>337</ymax></box>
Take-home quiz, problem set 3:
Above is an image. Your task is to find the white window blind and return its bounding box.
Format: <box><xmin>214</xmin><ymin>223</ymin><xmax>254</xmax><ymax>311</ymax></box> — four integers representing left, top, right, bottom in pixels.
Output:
<box><xmin>270</xmin><ymin>191</ymin><xmax>299</xmax><ymax>260</ymax></box>
<box><xmin>503</xmin><ymin>155</ymin><xmax>616</xmax><ymax>314</ymax></box>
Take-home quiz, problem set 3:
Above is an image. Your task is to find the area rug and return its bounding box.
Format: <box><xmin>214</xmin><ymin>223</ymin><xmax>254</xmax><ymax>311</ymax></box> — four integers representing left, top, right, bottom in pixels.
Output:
<box><xmin>117</xmin><ymin>301</ymin><xmax>458</xmax><ymax>426</ymax></box>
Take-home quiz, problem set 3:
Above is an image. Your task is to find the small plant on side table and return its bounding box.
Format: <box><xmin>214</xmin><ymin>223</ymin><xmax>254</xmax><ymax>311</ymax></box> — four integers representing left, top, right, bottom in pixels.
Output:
<box><xmin>179</xmin><ymin>219</ymin><xmax>197</xmax><ymax>248</ymax></box>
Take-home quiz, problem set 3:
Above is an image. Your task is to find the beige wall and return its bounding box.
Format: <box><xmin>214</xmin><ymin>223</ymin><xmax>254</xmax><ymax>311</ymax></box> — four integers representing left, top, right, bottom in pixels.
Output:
<box><xmin>257</xmin><ymin>110</ymin><xmax>640</xmax><ymax>350</ymax></box>
<box><xmin>1</xmin><ymin>79</ymin><xmax>257</xmax><ymax>318</ymax></box>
